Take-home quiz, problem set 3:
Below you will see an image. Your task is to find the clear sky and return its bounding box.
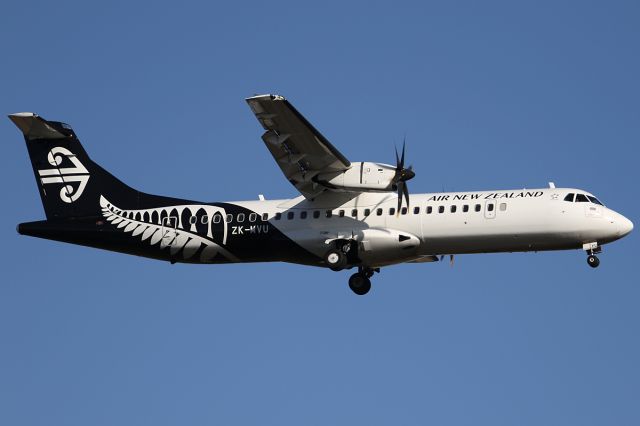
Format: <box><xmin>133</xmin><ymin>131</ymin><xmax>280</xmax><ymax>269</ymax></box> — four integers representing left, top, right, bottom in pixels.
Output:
<box><xmin>1</xmin><ymin>1</ymin><xmax>639</xmax><ymax>425</ymax></box>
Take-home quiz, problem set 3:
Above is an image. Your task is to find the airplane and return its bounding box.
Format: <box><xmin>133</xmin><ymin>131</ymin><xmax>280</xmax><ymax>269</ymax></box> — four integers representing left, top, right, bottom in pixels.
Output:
<box><xmin>10</xmin><ymin>94</ymin><xmax>633</xmax><ymax>295</ymax></box>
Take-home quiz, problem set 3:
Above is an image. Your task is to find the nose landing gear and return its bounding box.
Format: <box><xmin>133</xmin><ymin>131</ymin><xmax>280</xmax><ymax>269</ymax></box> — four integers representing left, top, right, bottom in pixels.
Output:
<box><xmin>583</xmin><ymin>242</ymin><xmax>601</xmax><ymax>268</ymax></box>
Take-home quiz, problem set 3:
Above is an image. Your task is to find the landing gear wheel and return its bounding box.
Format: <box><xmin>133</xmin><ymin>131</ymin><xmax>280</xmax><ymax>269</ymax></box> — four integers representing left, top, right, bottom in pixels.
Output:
<box><xmin>325</xmin><ymin>249</ymin><xmax>347</xmax><ymax>271</ymax></box>
<box><xmin>349</xmin><ymin>273</ymin><xmax>371</xmax><ymax>295</ymax></box>
<box><xmin>587</xmin><ymin>254</ymin><xmax>600</xmax><ymax>268</ymax></box>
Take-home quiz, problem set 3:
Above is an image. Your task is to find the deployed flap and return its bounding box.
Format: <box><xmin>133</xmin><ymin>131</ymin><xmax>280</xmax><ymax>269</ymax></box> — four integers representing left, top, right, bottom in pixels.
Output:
<box><xmin>246</xmin><ymin>94</ymin><xmax>351</xmax><ymax>199</ymax></box>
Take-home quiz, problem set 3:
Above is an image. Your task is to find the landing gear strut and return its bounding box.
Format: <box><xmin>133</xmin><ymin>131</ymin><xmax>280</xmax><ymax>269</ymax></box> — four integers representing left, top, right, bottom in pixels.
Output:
<box><xmin>348</xmin><ymin>267</ymin><xmax>378</xmax><ymax>295</ymax></box>
<box><xmin>583</xmin><ymin>242</ymin><xmax>601</xmax><ymax>268</ymax></box>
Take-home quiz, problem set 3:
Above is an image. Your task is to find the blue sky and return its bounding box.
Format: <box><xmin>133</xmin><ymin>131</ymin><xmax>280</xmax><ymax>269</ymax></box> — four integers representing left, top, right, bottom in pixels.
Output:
<box><xmin>1</xmin><ymin>1</ymin><xmax>639</xmax><ymax>424</ymax></box>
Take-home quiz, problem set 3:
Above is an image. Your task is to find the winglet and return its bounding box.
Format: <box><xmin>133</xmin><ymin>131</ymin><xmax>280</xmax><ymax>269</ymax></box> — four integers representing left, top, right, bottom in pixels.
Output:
<box><xmin>8</xmin><ymin>112</ymin><xmax>67</xmax><ymax>140</ymax></box>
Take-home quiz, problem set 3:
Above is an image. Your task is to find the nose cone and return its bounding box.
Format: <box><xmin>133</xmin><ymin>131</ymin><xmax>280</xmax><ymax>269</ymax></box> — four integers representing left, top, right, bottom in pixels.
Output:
<box><xmin>619</xmin><ymin>215</ymin><xmax>634</xmax><ymax>237</ymax></box>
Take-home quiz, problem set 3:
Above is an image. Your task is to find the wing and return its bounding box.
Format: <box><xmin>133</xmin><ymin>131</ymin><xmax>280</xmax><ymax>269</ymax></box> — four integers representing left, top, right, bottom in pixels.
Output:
<box><xmin>246</xmin><ymin>94</ymin><xmax>351</xmax><ymax>199</ymax></box>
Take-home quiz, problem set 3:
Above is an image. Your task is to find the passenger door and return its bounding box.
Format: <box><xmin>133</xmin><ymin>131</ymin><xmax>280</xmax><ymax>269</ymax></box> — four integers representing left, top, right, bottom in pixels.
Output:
<box><xmin>161</xmin><ymin>216</ymin><xmax>178</xmax><ymax>249</ymax></box>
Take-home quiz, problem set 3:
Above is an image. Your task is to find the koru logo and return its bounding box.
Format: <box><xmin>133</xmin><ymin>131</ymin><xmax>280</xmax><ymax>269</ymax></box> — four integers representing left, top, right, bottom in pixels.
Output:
<box><xmin>37</xmin><ymin>147</ymin><xmax>90</xmax><ymax>203</ymax></box>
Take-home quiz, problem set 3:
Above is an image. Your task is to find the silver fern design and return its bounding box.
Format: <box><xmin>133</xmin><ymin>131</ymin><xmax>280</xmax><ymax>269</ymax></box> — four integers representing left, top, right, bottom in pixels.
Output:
<box><xmin>100</xmin><ymin>196</ymin><xmax>239</xmax><ymax>262</ymax></box>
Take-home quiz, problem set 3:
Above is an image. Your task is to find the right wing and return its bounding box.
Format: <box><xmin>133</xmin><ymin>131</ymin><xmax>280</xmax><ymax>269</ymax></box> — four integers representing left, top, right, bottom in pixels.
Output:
<box><xmin>246</xmin><ymin>94</ymin><xmax>351</xmax><ymax>199</ymax></box>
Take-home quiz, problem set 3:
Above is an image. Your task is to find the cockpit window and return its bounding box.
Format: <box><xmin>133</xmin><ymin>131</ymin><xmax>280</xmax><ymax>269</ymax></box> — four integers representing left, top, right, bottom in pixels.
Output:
<box><xmin>564</xmin><ymin>193</ymin><xmax>575</xmax><ymax>202</ymax></box>
<box><xmin>575</xmin><ymin>194</ymin><xmax>589</xmax><ymax>202</ymax></box>
<box><xmin>587</xmin><ymin>196</ymin><xmax>603</xmax><ymax>206</ymax></box>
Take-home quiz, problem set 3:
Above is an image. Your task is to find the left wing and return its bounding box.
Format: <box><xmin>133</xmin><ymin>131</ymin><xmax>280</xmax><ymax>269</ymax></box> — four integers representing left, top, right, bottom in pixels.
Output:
<box><xmin>246</xmin><ymin>94</ymin><xmax>351</xmax><ymax>199</ymax></box>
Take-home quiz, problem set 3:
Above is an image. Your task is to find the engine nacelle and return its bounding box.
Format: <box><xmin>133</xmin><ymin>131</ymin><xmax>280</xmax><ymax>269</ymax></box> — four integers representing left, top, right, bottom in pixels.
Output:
<box><xmin>315</xmin><ymin>162</ymin><xmax>397</xmax><ymax>192</ymax></box>
<box><xmin>356</xmin><ymin>228</ymin><xmax>421</xmax><ymax>266</ymax></box>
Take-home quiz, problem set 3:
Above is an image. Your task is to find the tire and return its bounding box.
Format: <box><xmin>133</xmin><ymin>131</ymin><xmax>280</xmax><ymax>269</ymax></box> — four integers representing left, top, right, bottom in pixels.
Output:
<box><xmin>325</xmin><ymin>249</ymin><xmax>347</xmax><ymax>271</ymax></box>
<box><xmin>348</xmin><ymin>273</ymin><xmax>371</xmax><ymax>295</ymax></box>
<box><xmin>587</xmin><ymin>255</ymin><xmax>600</xmax><ymax>268</ymax></box>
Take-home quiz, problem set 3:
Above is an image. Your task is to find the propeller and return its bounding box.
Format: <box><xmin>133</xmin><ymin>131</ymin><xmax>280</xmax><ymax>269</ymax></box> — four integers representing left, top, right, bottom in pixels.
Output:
<box><xmin>439</xmin><ymin>254</ymin><xmax>455</xmax><ymax>267</ymax></box>
<box><xmin>393</xmin><ymin>140</ymin><xmax>415</xmax><ymax>213</ymax></box>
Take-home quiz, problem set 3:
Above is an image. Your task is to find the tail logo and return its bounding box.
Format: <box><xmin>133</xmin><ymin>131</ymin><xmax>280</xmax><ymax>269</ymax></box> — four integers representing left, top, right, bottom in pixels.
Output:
<box><xmin>37</xmin><ymin>147</ymin><xmax>90</xmax><ymax>203</ymax></box>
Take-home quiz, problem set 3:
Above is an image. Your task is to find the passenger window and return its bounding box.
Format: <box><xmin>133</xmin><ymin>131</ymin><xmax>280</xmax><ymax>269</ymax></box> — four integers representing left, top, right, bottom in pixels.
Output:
<box><xmin>426</xmin><ymin>206</ymin><xmax>432</xmax><ymax>214</ymax></box>
<box><xmin>376</xmin><ymin>208</ymin><xmax>383</xmax><ymax>216</ymax></box>
<box><xmin>339</xmin><ymin>210</ymin><xmax>345</xmax><ymax>217</ymax></box>
<box><xmin>487</xmin><ymin>203</ymin><xmax>494</xmax><ymax>212</ymax></box>
<box><xmin>300</xmin><ymin>211</ymin><xmax>307</xmax><ymax>219</ymax></box>
<box><xmin>413</xmin><ymin>207</ymin><xmax>420</xmax><ymax>214</ymax></box>
<box><xmin>389</xmin><ymin>208</ymin><xmax>396</xmax><ymax>215</ymax></box>
<box><xmin>262</xmin><ymin>213</ymin><xmax>268</xmax><ymax>221</ymax></box>
<box><xmin>450</xmin><ymin>205</ymin><xmax>457</xmax><ymax>213</ymax></box>
<box><xmin>364</xmin><ymin>208</ymin><xmax>371</xmax><ymax>216</ymax></box>
<box><xmin>351</xmin><ymin>209</ymin><xmax>358</xmax><ymax>217</ymax></box>
<box><xmin>401</xmin><ymin>207</ymin><xmax>407</xmax><ymax>215</ymax></box>
<box><xmin>287</xmin><ymin>212</ymin><xmax>294</xmax><ymax>219</ymax></box>
<box><xmin>237</xmin><ymin>213</ymin><xmax>245</xmax><ymax>222</ymax></box>
<box><xmin>325</xmin><ymin>210</ymin><xmax>333</xmax><ymax>218</ymax></box>
<box><xmin>499</xmin><ymin>203</ymin><xmax>507</xmax><ymax>211</ymax></box>
<box><xmin>213</xmin><ymin>214</ymin><xmax>221</xmax><ymax>224</ymax></box>
<box><xmin>475</xmin><ymin>204</ymin><xmax>481</xmax><ymax>212</ymax></box>
<box><xmin>463</xmin><ymin>205</ymin><xmax>469</xmax><ymax>213</ymax></box>
<box><xmin>275</xmin><ymin>212</ymin><xmax>281</xmax><ymax>220</ymax></box>
<box><xmin>249</xmin><ymin>213</ymin><xmax>257</xmax><ymax>222</ymax></box>
<box><xmin>438</xmin><ymin>206</ymin><xmax>444</xmax><ymax>213</ymax></box>
<box><xmin>226</xmin><ymin>213</ymin><xmax>233</xmax><ymax>222</ymax></box>
<box><xmin>313</xmin><ymin>210</ymin><xmax>320</xmax><ymax>219</ymax></box>
<box><xmin>202</xmin><ymin>215</ymin><xmax>209</xmax><ymax>224</ymax></box>
<box><xmin>575</xmin><ymin>194</ymin><xmax>589</xmax><ymax>202</ymax></box>
<box><xmin>564</xmin><ymin>193</ymin><xmax>575</xmax><ymax>202</ymax></box>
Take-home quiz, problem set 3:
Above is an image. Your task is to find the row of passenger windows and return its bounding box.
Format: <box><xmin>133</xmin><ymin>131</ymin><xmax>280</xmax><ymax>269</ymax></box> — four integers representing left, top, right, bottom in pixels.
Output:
<box><xmin>563</xmin><ymin>193</ymin><xmax>603</xmax><ymax>205</ymax></box>
<box><xmin>186</xmin><ymin>212</ymin><xmax>268</xmax><ymax>225</ymax></box>
<box><xmin>271</xmin><ymin>202</ymin><xmax>507</xmax><ymax>220</ymax></box>
<box><xmin>183</xmin><ymin>203</ymin><xmax>509</xmax><ymax>225</ymax></box>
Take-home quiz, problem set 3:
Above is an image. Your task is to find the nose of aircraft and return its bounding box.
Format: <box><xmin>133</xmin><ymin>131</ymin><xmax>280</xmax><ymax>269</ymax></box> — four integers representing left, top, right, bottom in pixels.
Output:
<box><xmin>619</xmin><ymin>214</ymin><xmax>634</xmax><ymax>237</ymax></box>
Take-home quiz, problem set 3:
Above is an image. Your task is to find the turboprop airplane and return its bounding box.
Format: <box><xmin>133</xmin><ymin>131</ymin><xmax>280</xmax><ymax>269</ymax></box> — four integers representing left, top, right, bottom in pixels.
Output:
<box><xmin>10</xmin><ymin>94</ymin><xmax>633</xmax><ymax>295</ymax></box>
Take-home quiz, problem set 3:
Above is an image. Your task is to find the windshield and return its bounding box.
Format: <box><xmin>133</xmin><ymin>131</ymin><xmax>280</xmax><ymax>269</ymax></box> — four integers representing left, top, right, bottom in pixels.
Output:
<box><xmin>563</xmin><ymin>192</ymin><xmax>605</xmax><ymax>206</ymax></box>
<box><xmin>587</xmin><ymin>195</ymin><xmax>604</xmax><ymax>206</ymax></box>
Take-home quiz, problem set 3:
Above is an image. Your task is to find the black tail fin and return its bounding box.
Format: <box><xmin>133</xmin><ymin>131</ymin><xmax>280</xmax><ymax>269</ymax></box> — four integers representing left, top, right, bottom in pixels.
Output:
<box><xmin>10</xmin><ymin>113</ymin><xmax>139</xmax><ymax>220</ymax></box>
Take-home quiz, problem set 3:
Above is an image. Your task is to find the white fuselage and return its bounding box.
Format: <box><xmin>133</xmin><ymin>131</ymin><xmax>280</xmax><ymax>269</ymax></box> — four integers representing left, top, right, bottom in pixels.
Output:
<box><xmin>229</xmin><ymin>187</ymin><xmax>633</xmax><ymax>267</ymax></box>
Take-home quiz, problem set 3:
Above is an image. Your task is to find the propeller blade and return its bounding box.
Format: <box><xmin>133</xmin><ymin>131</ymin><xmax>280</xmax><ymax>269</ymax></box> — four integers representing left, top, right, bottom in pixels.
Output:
<box><xmin>402</xmin><ymin>181</ymin><xmax>410</xmax><ymax>209</ymax></box>
<box><xmin>392</xmin><ymin>139</ymin><xmax>414</xmax><ymax>213</ymax></box>
<box><xmin>396</xmin><ymin>181</ymin><xmax>404</xmax><ymax>213</ymax></box>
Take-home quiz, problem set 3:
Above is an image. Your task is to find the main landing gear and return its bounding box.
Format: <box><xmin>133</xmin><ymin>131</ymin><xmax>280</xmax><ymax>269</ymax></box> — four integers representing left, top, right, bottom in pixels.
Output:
<box><xmin>325</xmin><ymin>248</ymin><xmax>348</xmax><ymax>271</ymax></box>
<box><xmin>324</xmin><ymin>240</ymin><xmax>378</xmax><ymax>295</ymax></box>
<box><xmin>583</xmin><ymin>242</ymin><xmax>601</xmax><ymax>268</ymax></box>
<box><xmin>348</xmin><ymin>267</ymin><xmax>379</xmax><ymax>295</ymax></box>
<box><xmin>324</xmin><ymin>239</ymin><xmax>356</xmax><ymax>271</ymax></box>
